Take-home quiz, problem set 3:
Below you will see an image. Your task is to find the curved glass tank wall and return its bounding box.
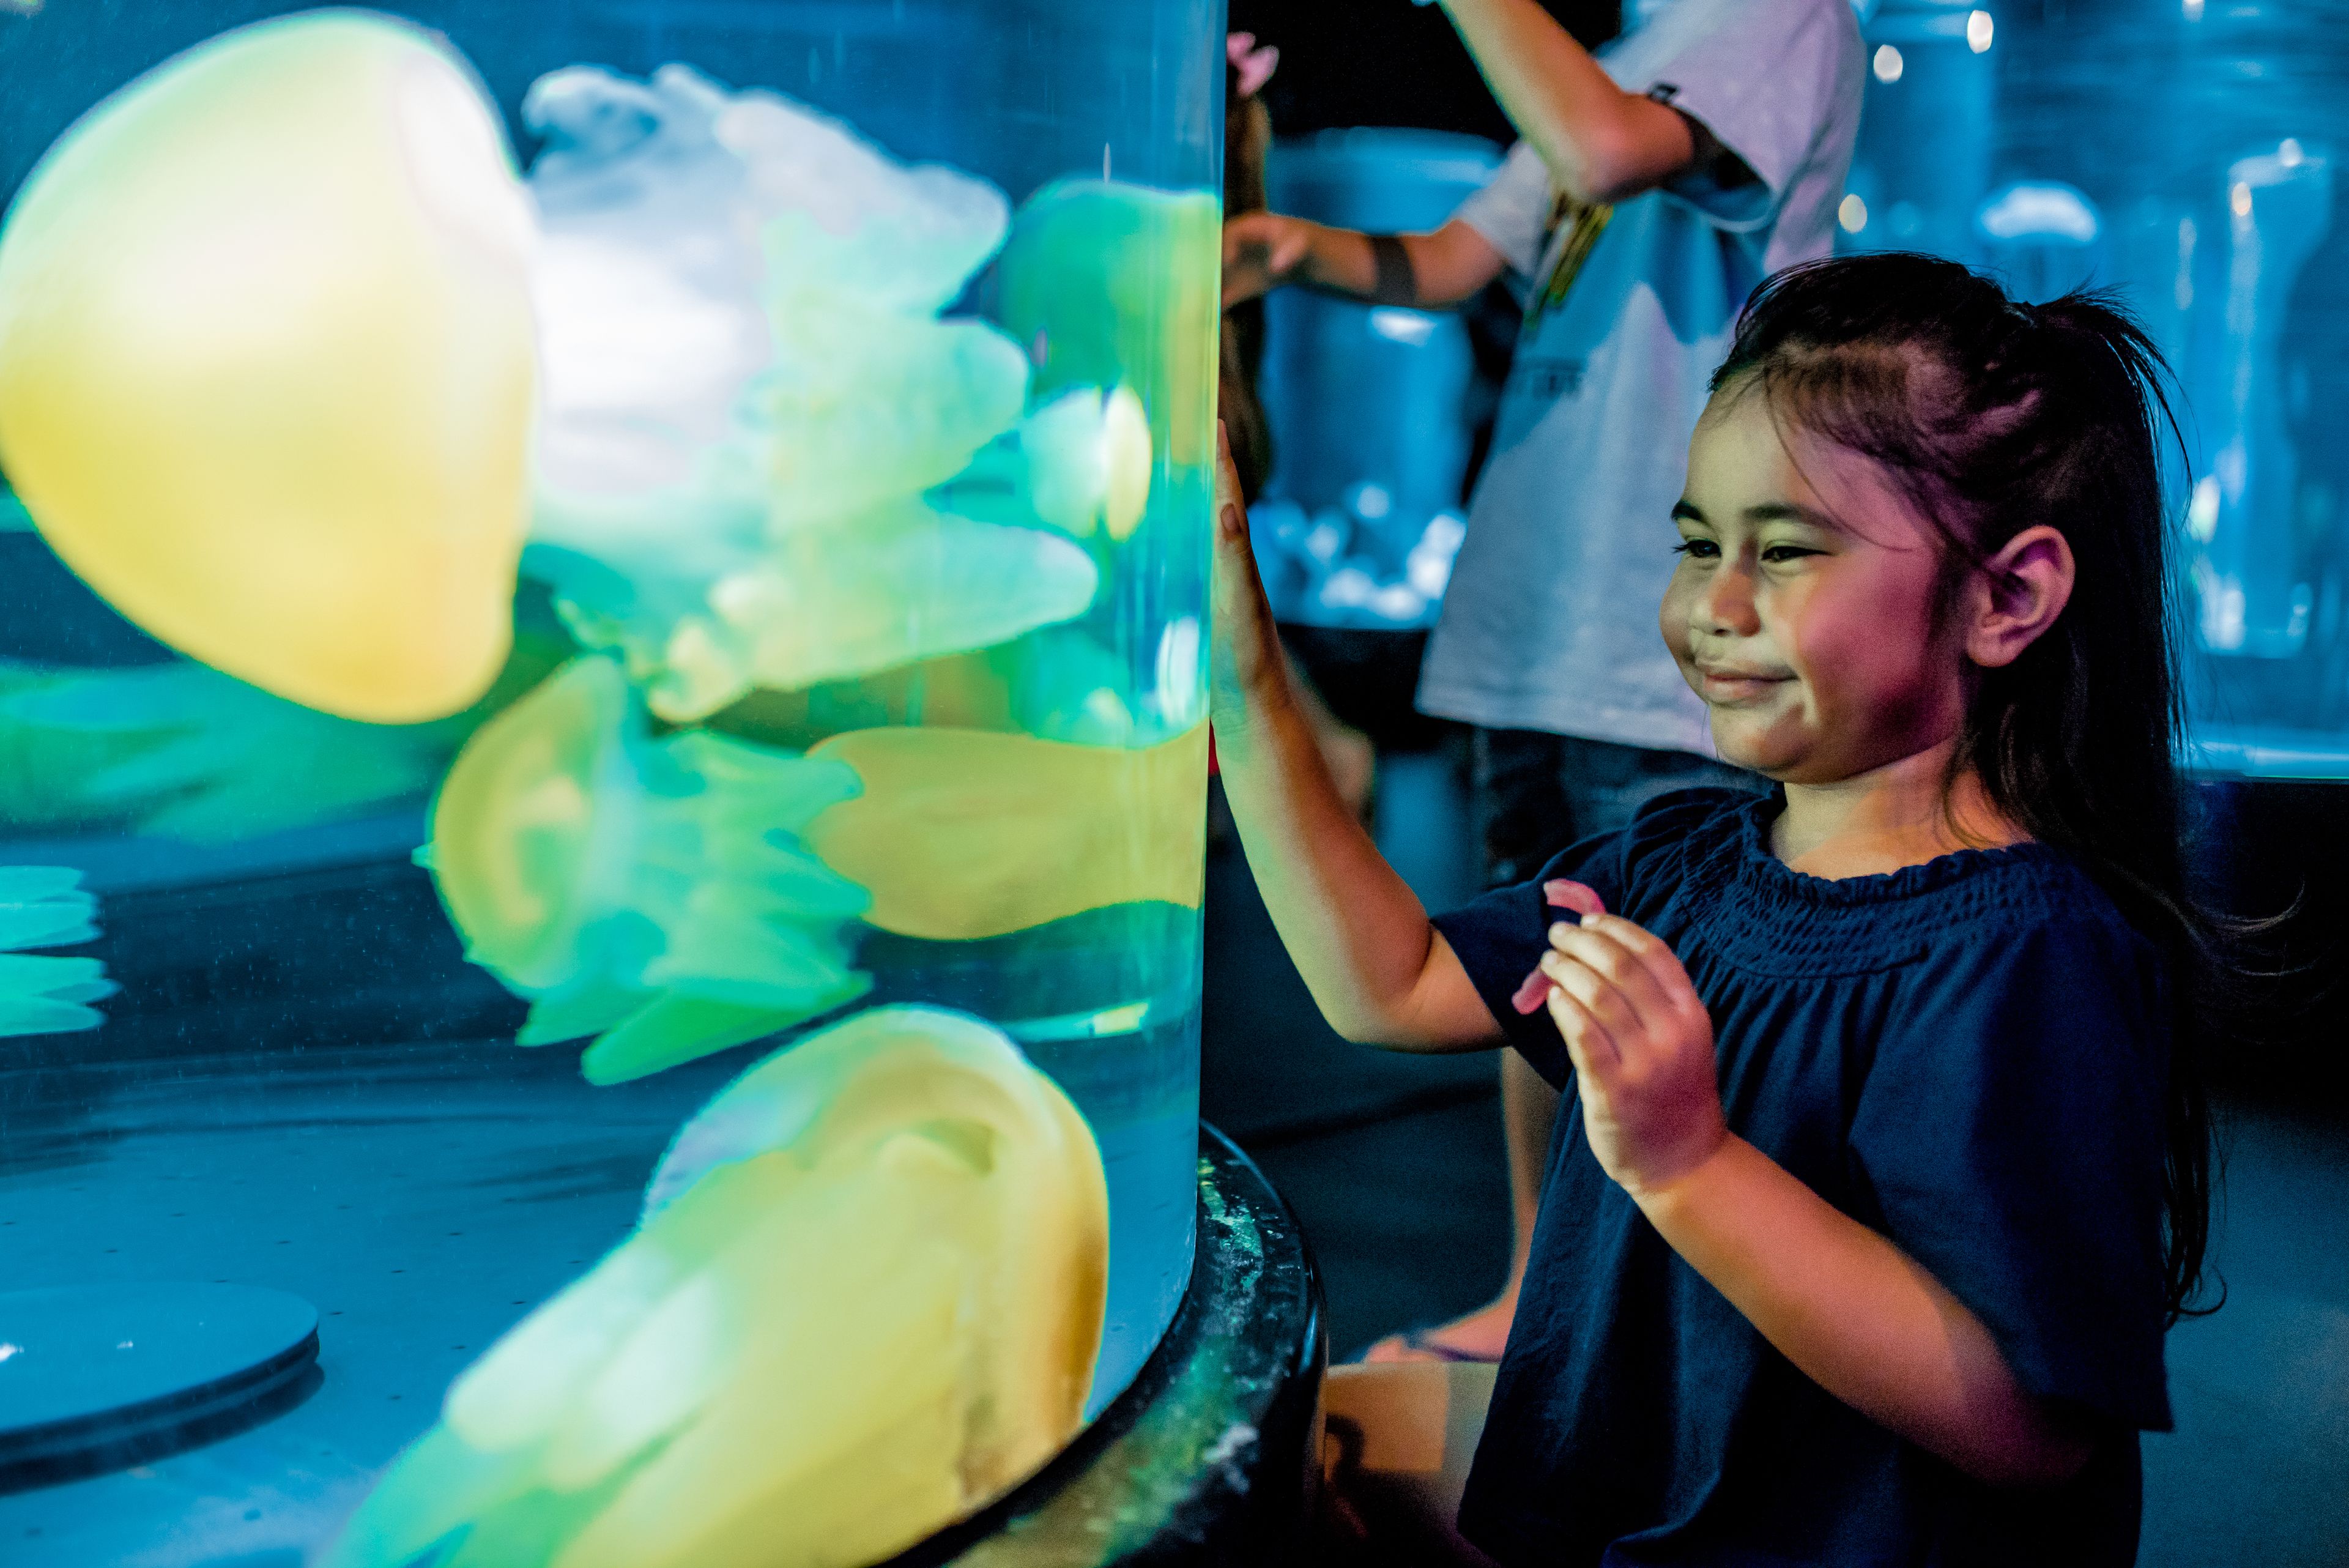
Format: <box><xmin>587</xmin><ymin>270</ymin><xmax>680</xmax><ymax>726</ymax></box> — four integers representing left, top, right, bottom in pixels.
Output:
<box><xmin>1841</xmin><ymin>0</ymin><xmax>2349</xmax><ymax>776</ymax></box>
<box><xmin>0</xmin><ymin>1</ymin><xmax>1220</xmax><ymax>1562</ymax></box>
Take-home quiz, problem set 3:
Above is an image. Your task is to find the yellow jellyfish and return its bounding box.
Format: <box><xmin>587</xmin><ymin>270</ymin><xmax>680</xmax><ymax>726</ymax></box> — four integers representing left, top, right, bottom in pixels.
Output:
<box><xmin>804</xmin><ymin>720</ymin><xmax>1210</xmax><ymax>941</ymax></box>
<box><xmin>0</xmin><ymin>12</ymin><xmax>538</xmax><ymax>723</ymax></box>
<box><xmin>322</xmin><ymin>1005</ymin><xmax>1108</xmax><ymax>1568</ymax></box>
<box><xmin>425</xmin><ymin>656</ymin><xmax>872</xmax><ymax>1084</ymax></box>
<box><xmin>0</xmin><ymin>866</ymin><xmax>114</xmax><ymax>1035</ymax></box>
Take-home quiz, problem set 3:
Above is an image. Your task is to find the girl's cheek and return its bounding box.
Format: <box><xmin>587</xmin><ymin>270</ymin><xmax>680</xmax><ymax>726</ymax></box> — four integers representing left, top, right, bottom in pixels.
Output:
<box><xmin>1658</xmin><ymin>571</ymin><xmax>1698</xmax><ymax>658</ymax></box>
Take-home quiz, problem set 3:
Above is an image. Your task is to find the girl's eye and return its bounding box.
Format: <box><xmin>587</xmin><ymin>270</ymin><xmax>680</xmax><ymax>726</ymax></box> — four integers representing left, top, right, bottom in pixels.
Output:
<box><xmin>1761</xmin><ymin>544</ymin><xmax>1820</xmax><ymax>564</ymax></box>
<box><xmin>1672</xmin><ymin>539</ymin><xmax>1720</xmax><ymax>560</ymax></box>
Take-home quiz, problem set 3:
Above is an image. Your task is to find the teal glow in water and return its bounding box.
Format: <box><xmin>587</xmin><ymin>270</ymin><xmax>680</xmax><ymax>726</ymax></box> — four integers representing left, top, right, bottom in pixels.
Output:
<box><xmin>1022</xmin><ymin>1008</ymin><xmax>1201</xmax><ymax>1415</ymax></box>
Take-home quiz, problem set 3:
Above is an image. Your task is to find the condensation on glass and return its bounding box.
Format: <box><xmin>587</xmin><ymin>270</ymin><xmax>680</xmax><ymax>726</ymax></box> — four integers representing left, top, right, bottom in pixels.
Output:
<box><xmin>0</xmin><ymin>1</ymin><xmax>1221</xmax><ymax>1561</ymax></box>
<box><xmin>1842</xmin><ymin>0</ymin><xmax>2349</xmax><ymax>775</ymax></box>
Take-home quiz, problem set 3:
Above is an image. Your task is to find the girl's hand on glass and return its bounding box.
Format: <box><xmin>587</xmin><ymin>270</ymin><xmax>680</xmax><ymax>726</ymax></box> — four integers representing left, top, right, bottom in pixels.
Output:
<box><xmin>1209</xmin><ymin>420</ymin><xmax>1280</xmax><ymax>717</ymax></box>
<box><xmin>1222</xmin><ymin>210</ymin><xmax>1313</xmax><ymax>307</ymax></box>
<box><xmin>1539</xmin><ymin>910</ymin><xmax>1727</xmax><ymax>1198</ymax></box>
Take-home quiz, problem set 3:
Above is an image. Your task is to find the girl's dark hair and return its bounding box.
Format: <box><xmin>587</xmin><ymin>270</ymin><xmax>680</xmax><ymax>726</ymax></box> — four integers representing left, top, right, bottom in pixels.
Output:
<box><xmin>1713</xmin><ymin>251</ymin><xmax>2218</xmax><ymax>1323</ymax></box>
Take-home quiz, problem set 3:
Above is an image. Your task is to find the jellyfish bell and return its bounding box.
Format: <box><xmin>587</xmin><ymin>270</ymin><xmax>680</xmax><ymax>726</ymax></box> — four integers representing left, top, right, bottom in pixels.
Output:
<box><xmin>992</xmin><ymin>179</ymin><xmax>1223</xmax><ymax>478</ymax></box>
<box><xmin>428</xmin><ymin>652</ymin><xmax>623</xmax><ymax>993</ymax></box>
<box><xmin>0</xmin><ymin>10</ymin><xmax>537</xmax><ymax>723</ymax></box>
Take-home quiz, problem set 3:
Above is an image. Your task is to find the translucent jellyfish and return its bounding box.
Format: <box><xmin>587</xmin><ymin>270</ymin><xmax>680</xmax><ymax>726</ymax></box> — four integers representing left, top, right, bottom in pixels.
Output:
<box><xmin>992</xmin><ymin>179</ymin><xmax>1225</xmax><ymax>476</ymax></box>
<box><xmin>322</xmin><ymin>1006</ymin><xmax>1107</xmax><ymax>1568</ymax></box>
<box><xmin>937</xmin><ymin>384</ymin><xmax>1156</xmax><ymax>543</ymax></box>
<box><xmin>0</xmin><ymin>13</ymin><xmax>538</xmax><ymax>723</ymax></box>
<box><xmin>804</xmin><ymin>721</ymin><xmax>1211</xmax><ymax>941</ymax></box>
<box><xmin>522</xmin><ymin>66</ymin><xmax>1126</xmax><ymax>722</ymax></box>
<box><xmin>423</xmin><ymin>656</ymin><xmax>871</xmax><ymax>1083</ymax></box>
<box><xmin>0</xmin><ymin>866</ymin><xmax>114</xmax><ymax>1035</ymax></box>
<box><xmin>0</xmin><ymin>662</ymin><xmax>456</xmax><ymax>843</ymax></box>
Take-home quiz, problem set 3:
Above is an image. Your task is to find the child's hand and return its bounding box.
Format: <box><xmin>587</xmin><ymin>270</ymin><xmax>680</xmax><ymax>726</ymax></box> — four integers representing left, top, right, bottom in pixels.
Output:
<box><xmin>1510</xmin><ymin>879</ymin><xmax>1606</xmax><ymax>1013</ymax></box>
<box><xmin>1209</xmin><ymin>420</ymin><xmax>1282</xmax><ymax>724</ymax></box>
<box><xmin>1540</xmin><ymin>910</ymin><xmax>1728</xmax><ymax>1198</ymax></box>
<box><xmin>1222</xmin><ymin>211</ymin><xmax>1314</xmax><ymax>307</ymax></box>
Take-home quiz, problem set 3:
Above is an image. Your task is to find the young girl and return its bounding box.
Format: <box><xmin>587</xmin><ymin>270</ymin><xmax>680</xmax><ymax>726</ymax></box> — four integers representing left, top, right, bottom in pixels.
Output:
<box><xmin>1210</xmin><ymin>251</ymin><xmax>2212</xmax><ymax>1565</ymax></box>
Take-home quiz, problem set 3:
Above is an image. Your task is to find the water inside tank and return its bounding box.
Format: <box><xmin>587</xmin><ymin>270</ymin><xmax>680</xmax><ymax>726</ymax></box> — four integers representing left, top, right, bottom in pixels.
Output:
<box><xmin>0</xmin><ymin>2</ymin><xmax>1220</xmax><ymax>1562</ymax></box>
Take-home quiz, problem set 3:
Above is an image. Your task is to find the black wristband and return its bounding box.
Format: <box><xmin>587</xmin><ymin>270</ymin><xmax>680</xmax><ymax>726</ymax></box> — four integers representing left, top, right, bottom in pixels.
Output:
<box><xmin>1367</xmin><ymin>233</ymin><xmax>1418</xmax><ymax>308</ymax></box>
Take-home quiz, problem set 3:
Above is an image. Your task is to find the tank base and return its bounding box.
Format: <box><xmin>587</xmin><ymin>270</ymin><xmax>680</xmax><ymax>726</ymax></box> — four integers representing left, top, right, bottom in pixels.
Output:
<box><xmin>0</xmin><ymin>1283</ymin><xmax>320</xmax><ymax>1492</ymax></box>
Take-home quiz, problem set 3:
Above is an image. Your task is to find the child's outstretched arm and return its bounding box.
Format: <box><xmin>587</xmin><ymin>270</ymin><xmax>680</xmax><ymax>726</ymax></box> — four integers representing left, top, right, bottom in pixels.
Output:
<box><xmin>1434</xmin><ymin>0</ymin><xmax>1701</xmax><ymax>205</ymax></box>
<box><xmin>1533</xmin><ymin>913</ymin><xmax>2101</xmax><ymax>1487</ymax></box>
<box><xmin>1207</xmin><ymin>426</ymin><xmax>1496</xmax><ymax>1053</ymax></box>
<box><xmin>1221</xmin><ymin>214</ymin><xmax>1507</xmax><ymax>311</ymax></box>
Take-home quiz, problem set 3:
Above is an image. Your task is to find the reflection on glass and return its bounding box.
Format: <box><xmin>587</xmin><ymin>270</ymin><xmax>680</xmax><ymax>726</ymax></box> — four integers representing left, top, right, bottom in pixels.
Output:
<box><xmin>2196</xmin><ymin>146</ymin><xmax>2330</xmax><ymax>660</ymax></box>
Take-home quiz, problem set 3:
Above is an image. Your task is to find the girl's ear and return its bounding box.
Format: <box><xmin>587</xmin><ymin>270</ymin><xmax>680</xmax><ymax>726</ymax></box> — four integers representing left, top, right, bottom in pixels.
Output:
<box><xmin>1965</xmin><ymin>525</ymin><xmax>2076</xmax><ymax>669</ymax></box>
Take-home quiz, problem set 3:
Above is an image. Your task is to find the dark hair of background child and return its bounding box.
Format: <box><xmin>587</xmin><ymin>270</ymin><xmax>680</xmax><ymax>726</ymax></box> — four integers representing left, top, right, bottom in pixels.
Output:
<box><xmin>1714</xmin><ymin>251</ymin><xmax>2235</xmax><ymax>1321</ymax></box>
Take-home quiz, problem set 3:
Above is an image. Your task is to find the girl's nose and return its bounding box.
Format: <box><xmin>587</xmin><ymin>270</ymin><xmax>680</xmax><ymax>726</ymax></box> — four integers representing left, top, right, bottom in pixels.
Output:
<box><xmin>1695</xmin><ymin>560</ymin><xmax>1761</xmax><ymax>637</ymax></box>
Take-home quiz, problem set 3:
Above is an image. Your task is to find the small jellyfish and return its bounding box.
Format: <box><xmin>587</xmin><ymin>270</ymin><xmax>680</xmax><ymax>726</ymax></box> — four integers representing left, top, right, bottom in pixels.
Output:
<box><xmin>322</xmin><ymin>1006</ymin><xmax>1107</xmax><ymax>1568</ymax></box>
<box><xmin>804</xmin><ymin>720</ymin><xmax>1211</xmax><ymax>942</ymax></box>
<box><xmin>0</xmin><ymin>866</ymin><xmax>115</xmax><ymax>1035</ymax></box>
<box><xmin>424</xmin><ymin>656</ymin><xmax>871</xmax><ymax>1084</ymax></box>
<box><xmin>937</xmin><ymin>384</ymin><xmax>1156</xmax><ymax>543</ymax></box>
<box><xmin>0</xmin><ymin>12</ymin><xmax>538</xmax><ymax>723</ymax></box>
<box><xmin>992</xmin><ymin>179</ymin><xmax>1225</xmax><ymax>478</ymax></box>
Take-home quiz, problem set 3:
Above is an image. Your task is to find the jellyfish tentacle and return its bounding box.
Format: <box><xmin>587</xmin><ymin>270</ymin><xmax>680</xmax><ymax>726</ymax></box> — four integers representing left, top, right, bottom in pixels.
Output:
<box><xmin>520</xmin><ymin>67</ymin><xmax>1129</xmax><ymax>724</ymax></box>
<box><xmin>803</xmin><ymin>720</ymin><xmax>1211</xmax><ymax>942</ymax></box>
<box><xmin>0</xmin><ymin>866</ymin><xmax>115</xmax><ymax>1035</ymax></box>
<box><xmin>427</xmin><ymin>657</ymin><xmax>872</xmax><ymax>1081</ymax></box>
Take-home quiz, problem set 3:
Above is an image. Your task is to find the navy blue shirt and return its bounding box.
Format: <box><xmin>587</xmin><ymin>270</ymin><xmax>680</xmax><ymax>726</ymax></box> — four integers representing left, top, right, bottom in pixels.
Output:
<box><xmin>1433</xmin><ymin>789</ymin><xmax>2172</xmax><ymax>1567</ymax></box>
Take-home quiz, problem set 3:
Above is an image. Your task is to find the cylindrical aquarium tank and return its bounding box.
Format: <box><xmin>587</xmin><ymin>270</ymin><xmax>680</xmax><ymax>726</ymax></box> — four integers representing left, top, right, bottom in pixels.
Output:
<box><xmin>0</xmin><ymin>1</ymin><xmax>1222</xmax><ymax>1563</ymax></box>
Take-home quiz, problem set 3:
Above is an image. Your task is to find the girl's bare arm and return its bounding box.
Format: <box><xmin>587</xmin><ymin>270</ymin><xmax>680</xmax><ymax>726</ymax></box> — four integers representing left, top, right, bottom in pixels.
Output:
<box><xmin>1641</xmin><ymin>1137</ymin><xmax>2096</xmax><ymax>1485</ymax></box>
<box><xmin>1208</xmin><ymin>427</ymin><xmax>1497</xmax><ymax>1052</ymax></box>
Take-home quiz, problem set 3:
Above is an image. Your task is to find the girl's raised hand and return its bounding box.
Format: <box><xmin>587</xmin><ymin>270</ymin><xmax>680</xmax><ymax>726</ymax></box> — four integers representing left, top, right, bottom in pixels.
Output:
<box><xmin>1540</xmin><ymin>911</ymin><xmax>1728</xmax><ymax>1198</ymax></box>
<box><xmin>1209</xmin><ymin>420</ymin><xmax>1283</xmax><ymax>724</ymax></box>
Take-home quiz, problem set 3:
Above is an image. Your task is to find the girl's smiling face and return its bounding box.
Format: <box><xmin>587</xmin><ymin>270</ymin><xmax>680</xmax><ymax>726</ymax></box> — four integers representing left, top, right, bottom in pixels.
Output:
<box><xmin>1661</xmin><ymin>383</ymin><xmax>1972</xmax><ymax>784</ymax></box>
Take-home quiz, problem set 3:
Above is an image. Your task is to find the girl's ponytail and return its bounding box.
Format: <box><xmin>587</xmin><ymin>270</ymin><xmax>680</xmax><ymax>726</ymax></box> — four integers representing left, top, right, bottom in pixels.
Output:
<box><xmin>1713</xmin><ymin>253</ymin><xmax>2219</xmax><ymax>1322</ymax></box>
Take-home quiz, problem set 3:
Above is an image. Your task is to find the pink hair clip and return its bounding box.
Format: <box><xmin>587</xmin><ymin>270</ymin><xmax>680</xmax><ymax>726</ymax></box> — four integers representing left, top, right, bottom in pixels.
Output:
<box><xmin>1226</xmin><ymin>32</ymin><xmax>1280</xmax><ymax>99</ymax></box>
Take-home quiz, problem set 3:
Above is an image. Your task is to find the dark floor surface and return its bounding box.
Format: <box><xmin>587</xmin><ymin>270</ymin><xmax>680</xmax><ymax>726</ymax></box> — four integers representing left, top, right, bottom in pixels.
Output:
<box><xmin>1198</xmin><ymin>752</ymin><xmax>2349</xmax><ymax>1568</ymax></box>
